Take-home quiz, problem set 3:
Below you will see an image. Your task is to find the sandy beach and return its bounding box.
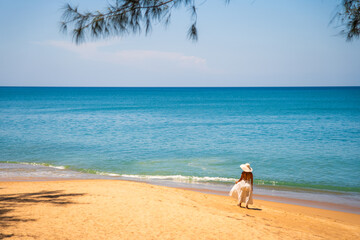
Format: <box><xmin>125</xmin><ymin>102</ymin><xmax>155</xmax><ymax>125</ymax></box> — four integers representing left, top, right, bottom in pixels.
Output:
<box><xmin>0</xmin><ymin>180</ymin><xmax>359</xmax><ymax>240</ymax></box>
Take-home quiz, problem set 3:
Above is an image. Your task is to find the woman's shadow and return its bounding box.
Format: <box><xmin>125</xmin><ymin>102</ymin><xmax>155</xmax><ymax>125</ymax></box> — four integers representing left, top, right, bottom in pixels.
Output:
<box><xmin>239</xmin><ymin>206</ymin><xmax>262</xmax><ymax>211</ymax></box>
<box><xmin>247</xmin><ymin>207</ymin><xmax>262</xmax><ymax>211</ymax></box>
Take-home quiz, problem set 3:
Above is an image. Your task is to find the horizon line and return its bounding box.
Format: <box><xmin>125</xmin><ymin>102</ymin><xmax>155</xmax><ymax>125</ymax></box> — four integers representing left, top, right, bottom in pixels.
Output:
<box><xmin>1</xmin><ymin>86</ymin><xmax>360</xmax><ymax>88</ymax></box>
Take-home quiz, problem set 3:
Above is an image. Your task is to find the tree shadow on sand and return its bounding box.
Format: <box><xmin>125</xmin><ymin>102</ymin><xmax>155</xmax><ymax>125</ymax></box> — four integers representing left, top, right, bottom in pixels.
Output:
<box><xmin>0</xmin><ymin>190</ymin><xmax>85</xmax><ymax>239</ymax></box>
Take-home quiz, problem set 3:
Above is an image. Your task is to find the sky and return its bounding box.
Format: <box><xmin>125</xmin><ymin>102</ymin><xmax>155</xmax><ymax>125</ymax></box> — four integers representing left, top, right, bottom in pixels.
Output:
<box><xmin>0</xmin><ymin>0</ymin><xmax>359</xmax><ymax>87</ymax></box>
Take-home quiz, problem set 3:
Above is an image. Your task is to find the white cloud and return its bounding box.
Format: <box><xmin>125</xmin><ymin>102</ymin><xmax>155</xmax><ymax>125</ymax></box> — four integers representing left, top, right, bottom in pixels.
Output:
<box><xmin>39</xmin><ymin>40</ymin><xmax>209</xmax><ymax>72</ymax></box>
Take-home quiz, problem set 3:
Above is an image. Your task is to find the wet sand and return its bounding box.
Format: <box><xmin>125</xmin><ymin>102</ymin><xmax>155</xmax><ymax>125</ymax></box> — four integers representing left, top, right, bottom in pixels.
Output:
<box><xmin>178</xmin><ymin>187</ymin><xmax>360</xmax><ymax>214</ymax></box>
<box><xmin>1</xmin><ymin>180</ymin><xmax>359</xmax><ymax>240</ymax></box>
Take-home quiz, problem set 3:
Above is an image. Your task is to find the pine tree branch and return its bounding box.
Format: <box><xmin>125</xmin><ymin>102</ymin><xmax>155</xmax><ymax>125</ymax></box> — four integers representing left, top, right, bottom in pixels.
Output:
<box><xmin>334</xmin><ymin>0</ymin><xmax>360</xmax><ymax>40</ymax></box>
<box><xmin>61</xmin><ymin>0</ymin><xmax>199</xmax><ymax>44</ymax></box>
<box><xmin>60</xmin><ymin>0</ymin><xmax>360</xmax><ymax>44</ymax></box>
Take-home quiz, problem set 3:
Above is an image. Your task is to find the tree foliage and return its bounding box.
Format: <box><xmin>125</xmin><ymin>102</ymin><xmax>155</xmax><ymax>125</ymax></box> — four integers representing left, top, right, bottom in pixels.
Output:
<box><xmin>60</xmin><ymin>0</ymin><xmax>223</xmax><ymax>44</ymax></box>
<box><xmin>335</xmin><ymin>0</ymin><xmax>360</xmax><ymax>40</ymax></box>
<box><xmin>60</xmin><ymin>0</ymin><xmax>359</xmax><ymax>44</ymax></box>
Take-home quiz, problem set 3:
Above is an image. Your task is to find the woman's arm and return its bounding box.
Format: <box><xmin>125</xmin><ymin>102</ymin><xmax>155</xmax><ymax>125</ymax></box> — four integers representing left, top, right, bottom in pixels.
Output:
<box><xmin>236</xmin><ymin>172</ymin><xmax>244</xmax><ymax>183</ymax></box>
<box><xmin>251</xmin><ymin>173</ymin><xmax>254</xmax><ymax>190</ymax></box>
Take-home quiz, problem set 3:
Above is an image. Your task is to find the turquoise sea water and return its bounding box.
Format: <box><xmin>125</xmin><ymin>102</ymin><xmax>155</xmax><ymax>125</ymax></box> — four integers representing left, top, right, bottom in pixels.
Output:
<box><xmin>1</xmin><ymin>87</ymin><xmax>360</xmax><ymax>193</ymax></box>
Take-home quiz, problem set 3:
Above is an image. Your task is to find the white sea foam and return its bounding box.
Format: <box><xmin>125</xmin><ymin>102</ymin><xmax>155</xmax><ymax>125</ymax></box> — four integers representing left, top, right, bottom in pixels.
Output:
<box><xmin>19</xmin><ymin>162</ymin><xmax>67</xmax><ymax>170</ymax></box>
<box><xmin>120</xmin><ymin>174</ymin><xmax>237</xmax><ymax>183</ymax></box>
<box><xmin>96</xmin><ymin>172</ymin><xmax>121</xmax><ymax>177</ymax></box>
<box><xmin>50</xmin><ymin>165</ymin><xmax>66</xmax><ymax>170</ymax></box>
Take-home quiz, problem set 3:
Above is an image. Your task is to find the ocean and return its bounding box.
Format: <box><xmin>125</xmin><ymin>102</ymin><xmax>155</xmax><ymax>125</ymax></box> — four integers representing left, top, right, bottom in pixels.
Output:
<box><xmin>1</xmin><ymin>87</ymin><xmax>360</xmax><ymax>210</ymax></box>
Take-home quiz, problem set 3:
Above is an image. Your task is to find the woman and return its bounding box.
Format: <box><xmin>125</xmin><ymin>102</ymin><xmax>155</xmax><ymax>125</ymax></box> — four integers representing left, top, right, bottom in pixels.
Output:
<box><xmin>229</xmin><ymin>163</ymin><xmax>253</xmax><ymax>208</ymax></box>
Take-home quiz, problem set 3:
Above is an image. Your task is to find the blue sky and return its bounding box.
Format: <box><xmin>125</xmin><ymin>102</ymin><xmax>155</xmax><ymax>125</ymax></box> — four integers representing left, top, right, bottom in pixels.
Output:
<box><xmin>0</xmin><ymin>0</ymin><xmax>359</xmax><ymax>86</ymax></box>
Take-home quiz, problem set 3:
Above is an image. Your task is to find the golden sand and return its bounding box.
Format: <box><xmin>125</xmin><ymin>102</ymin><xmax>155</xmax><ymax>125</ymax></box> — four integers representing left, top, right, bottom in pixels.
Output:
<box><xmin>1</xmin><ymin>180</ymin><xmax>359</xmax><ymax>240</ymax></box>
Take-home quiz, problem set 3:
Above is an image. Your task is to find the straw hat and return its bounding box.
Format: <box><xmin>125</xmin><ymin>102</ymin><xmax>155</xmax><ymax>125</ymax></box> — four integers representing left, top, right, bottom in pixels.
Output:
<box><xmin>240</xmin><ymin>163</ymin><xmax>252</xmax><ymax>172</ymax></box>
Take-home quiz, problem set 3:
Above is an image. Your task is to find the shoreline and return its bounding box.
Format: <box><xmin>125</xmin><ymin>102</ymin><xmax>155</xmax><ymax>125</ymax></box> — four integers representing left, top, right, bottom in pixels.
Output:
<box><xmin>1</xmin><ymin>175</ymin><xmax>360</xmax><ymax>215</ymax></box>
<box><xmin>0</xmin><ymin>179</ymin><xmax>359</xmax><ymax>239</ymax></box>
<box><xmin>1</xmin><ymin>162</ymin><xmax>360</xmax><ymax>214</ymax></box>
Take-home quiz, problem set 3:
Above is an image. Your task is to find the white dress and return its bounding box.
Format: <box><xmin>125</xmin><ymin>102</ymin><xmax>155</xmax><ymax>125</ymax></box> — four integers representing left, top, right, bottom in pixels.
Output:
<box><xmin>229</xmin><ymin>180</ymin><xmax>253</xmax><ymax>205</ymax></box>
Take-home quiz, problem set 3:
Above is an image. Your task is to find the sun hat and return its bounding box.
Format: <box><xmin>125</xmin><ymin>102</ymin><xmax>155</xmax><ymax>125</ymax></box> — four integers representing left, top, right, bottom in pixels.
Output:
<box><xmin>240</xmin><ymin>163</ymin><xmax>252</xmax><ymax>172</ymax></box>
